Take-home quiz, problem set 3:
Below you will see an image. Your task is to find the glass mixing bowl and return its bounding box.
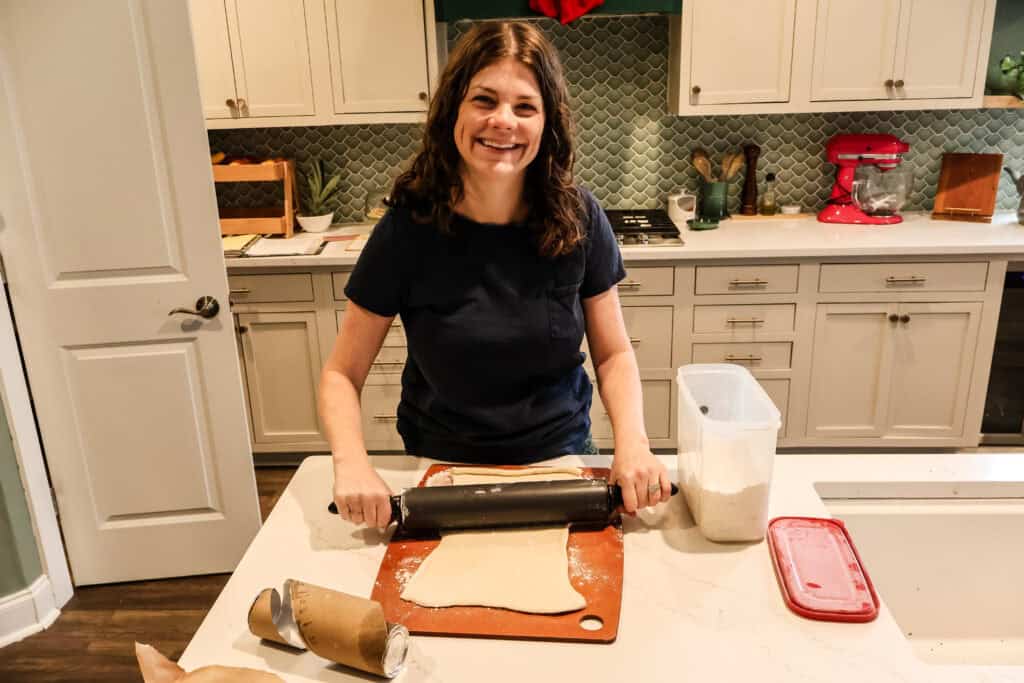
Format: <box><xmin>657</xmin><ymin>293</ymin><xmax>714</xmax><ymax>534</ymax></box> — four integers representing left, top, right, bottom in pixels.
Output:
<box><xmin>851</xmin><ymin>166</ymin><xmax>913</xmax><ymax>216</ymax></box>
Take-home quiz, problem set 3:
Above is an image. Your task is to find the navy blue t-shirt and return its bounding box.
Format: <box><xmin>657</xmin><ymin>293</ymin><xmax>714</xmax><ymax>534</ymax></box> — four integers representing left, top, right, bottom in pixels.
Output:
<box><xmin>344</xmin><ymin>188</ymin><xmax>626</xmax><ymax>464</ymax></box>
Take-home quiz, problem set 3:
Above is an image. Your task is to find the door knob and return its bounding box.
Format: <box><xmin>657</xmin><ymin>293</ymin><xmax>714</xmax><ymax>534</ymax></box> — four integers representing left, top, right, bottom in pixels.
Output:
<box><xmin>900</xmin><ymin>314</ymin><xmax>910</xmax><ymax>324</ymax></box>
<box><xmin>885</xmin><ymin>79</ymin><xmax>894</xmax><ymax>88</ymax></box>
<box><xmin>169</xmin><ymin>296</ymin><xmax>220</xmax><ymax>319</ymax></box>
<box><xmin>691</xmin><ymin>85</ymin><xmax>701</xmax><ymax>95</ymax></box>
<box><xmin>888</xmin><ymin>313</ymin><xmax>899</xmax><ymax>323</ymax></box>
<box><xmin>225</xmin><ymin>98</ymin><xmax>238</xmax><ymax>117</ymax></box>
<box><xmin>894</xmin><ymin>79</ymin><xmax>905</xmax><ymax>88</ymax></box>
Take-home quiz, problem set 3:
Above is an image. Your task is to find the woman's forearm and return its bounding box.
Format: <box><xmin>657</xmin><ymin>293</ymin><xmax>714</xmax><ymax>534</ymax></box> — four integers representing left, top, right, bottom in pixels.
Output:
<box><xmin>318</xmin><ymin>367</ymin><xmax>372</xmax><ymax>465</ymax></box>
<box><xmin>594</xmin><ymin>350</ymin><xmax>650</xmax><ymax>449</ymax></box>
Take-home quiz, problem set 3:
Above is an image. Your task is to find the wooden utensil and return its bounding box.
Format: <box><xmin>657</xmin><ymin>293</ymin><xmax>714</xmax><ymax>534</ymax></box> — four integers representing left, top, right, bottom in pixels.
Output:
<box><xmin>932</xmin><ymin>152</ymin><xmax>1005</xmax><ymax>223</ymax></box>
<box><xmin>722</xmin><ymin>151</ymin><xmax>745</xmax><ymax>181</ymax></box>
<box><xmin>371</xmin><ymin>464</ymin><xmax>624</xmax><ymax>643</ymax></box>
<box><xmin>740</xmin><ymin>144</ymin><xmax>761</xmax><ymax>215</ymax></box>
<box><xmin>691</xmin><ymin>148</ymin><xmax>715</xmax><ymax>182</ymax></box>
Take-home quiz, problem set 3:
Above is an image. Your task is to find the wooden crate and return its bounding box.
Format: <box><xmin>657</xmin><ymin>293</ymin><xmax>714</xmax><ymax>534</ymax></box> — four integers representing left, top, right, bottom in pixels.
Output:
<box><xmin>213</xmin><ymin>160</ymin><xmax>296</xmax><ymax>237</ymax></box>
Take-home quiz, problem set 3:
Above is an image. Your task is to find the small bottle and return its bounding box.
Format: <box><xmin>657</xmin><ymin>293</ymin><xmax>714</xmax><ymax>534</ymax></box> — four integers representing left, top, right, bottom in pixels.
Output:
<box><xmin>759</xmin><ymin>172</ymin><xmax>777</xmax><ymax>216</ymax></box>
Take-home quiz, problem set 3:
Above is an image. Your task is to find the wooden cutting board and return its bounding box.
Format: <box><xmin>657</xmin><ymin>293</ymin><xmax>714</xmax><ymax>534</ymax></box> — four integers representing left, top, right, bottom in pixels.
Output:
<box><xmin>932</xmin><ymin>152</ymin><xmax>1004</xmax><ymax>222</ymax></box>
<box><xmin>371</xmin><ymin>464</ymin><xmax>624</xmax><ymax>643</ymax></box>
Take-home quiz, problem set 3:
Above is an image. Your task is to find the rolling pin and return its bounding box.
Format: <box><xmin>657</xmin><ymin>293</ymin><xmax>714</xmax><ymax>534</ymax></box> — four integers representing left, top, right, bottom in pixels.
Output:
<box><xmin>328</xmin><ymin>479</ymin><xmax>679</xmax><ymax>534</ymax></box>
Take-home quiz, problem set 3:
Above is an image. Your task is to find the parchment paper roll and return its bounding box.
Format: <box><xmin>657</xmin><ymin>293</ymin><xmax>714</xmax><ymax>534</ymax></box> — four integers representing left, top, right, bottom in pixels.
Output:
<box><xmin>247</xmin><ymin>580</ymin><xmax>408</xmax><ymax>678</ymax></box>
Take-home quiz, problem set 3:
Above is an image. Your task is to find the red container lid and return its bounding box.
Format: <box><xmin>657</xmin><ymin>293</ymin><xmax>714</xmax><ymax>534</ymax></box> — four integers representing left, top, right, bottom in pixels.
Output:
<box><xmin>766</xmin><ymin>517</ymin><xmax>879</xmax><ymax>623</ymax></box>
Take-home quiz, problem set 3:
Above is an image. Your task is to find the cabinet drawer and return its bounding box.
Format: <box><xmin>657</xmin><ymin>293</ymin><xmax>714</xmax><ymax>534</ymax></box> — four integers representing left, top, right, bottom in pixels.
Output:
<box><xmin>617</xmin><ymin>267</ymin><xmax>674</xmax><ymax>296</ymax></box>
<box><xmin>695</xmin><ymin>264</ymin><xmax>799</xmax><ymax>295</ymax></box>
<box><xmin>758</xmin><ymin>378</ymin><xmax>790</xmax><ymax>439</ymax></box>
<box><xmin>228</xmin><ymin>273</ymin><xmax>314</xmax><ymax>303</ymax></box>
<box><xmin>623</xmin><ymin>306</ymin><xmax>673</xmax><ymax>368</ymax></box>
<box><xmin>369</xmin><ymin>347</ymin><xmax>407</xmax><ymax>374</ymax></box>
<box><xmin>692</xmin><ymin>304</ymin><xmax>796</xmax><ymax>334</ymax></box>
<box><xmin>335</xmin><ymin>309</ymin><xmax>406</xmax><ymax>347</ymax></box>
<box><xmin>818</xmin><ymin>262</ymin><xmax>989</xmax><ymax>293</ymax></box>
<box><xmin>691</xmin><ymin>342</ymin><xmax>792</xmax><ymax>369</ymax></box>
<box><xmin>332</xmin><ymin>271</ymin><xmax>352</xmax><ymax>300</ymax></box>
<box><xmin>361</xmin><ymin>384</ymin><xmax>404</xmax><ymax>450</ymax></box>
<box><xmin>591</xmin><ymin>379</ymin><xmax>672</xmax><ymax>440</ymax></box>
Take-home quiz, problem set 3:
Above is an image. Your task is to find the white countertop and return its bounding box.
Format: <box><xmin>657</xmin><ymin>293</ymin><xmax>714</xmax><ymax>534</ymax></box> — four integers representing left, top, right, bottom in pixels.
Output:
<box><xmin>224</xmin><ymin>213</ymin><xmax>1024</xmax><ymax>269</ymax></box>
<box><xmin>180</xmin><ymin>453</ymin><xmax>1024</xmax><ymax>682</ymax></box>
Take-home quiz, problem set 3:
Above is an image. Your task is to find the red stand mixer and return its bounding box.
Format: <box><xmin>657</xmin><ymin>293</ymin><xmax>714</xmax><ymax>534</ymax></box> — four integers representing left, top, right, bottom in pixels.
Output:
<box><xmin>818</xmin><ymin>133</ymin><xmax>911</xmax><ymax>225</ymax></box>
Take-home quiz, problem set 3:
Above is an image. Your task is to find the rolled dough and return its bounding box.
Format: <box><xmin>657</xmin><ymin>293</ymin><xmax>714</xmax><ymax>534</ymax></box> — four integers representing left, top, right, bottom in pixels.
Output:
<box><xmin>399</xmin><ymin>466</ymin><xmax>587</xmax><ymax>614</ymax></box>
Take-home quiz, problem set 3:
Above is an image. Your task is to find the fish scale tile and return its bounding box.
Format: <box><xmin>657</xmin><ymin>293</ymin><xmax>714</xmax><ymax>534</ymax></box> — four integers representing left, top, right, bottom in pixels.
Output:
<box><xmin>209</xmin><ymin>15</ymin><xmax>1024</xmax><ymax>221</ymax></box>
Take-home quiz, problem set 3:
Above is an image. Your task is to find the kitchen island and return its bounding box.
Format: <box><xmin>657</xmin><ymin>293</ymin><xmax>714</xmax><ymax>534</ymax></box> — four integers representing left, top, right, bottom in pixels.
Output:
<box><xmin>179</xmin><ymin>452</ymin><xmax>1024</xmax><ymax>682</ymax></box>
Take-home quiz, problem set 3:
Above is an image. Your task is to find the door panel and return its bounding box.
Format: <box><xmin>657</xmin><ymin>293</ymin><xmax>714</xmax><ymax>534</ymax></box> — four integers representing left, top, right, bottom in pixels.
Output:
<box><xmin>230</xmin><ymin>0</ymin><xmax>315</xmax><ymax>117</ymax></box>
<box><xmin>188</xmin><ymin>0</ymin><xmax>237</xmax><ymax>119</ymax></box>
<box><xmin>887</xmin><ymin>302</ymin><xmax>982</xmax><ymax>436</ymax></box>
<box><xmin>0</xmin><ymin>0</ymin><xmax>260</xmax><ymax>584</ymax></box>
<box><xmin>807</xmin><ymin>303</ymin><xmax>896</xmax><ymax>438</ymax></box>
<box><xmin>326</xmin><ymin>0</ymin><xmax>429</xmax><ymax>113</ymax></box>
<box><xmin>689</xmin><ymin>0</ymin><xmax>796</xmax><ymax>105</ymax></box>
<box><xmin>893</xmin><ymin>0</ymin><xmax>985</xmax><ymax>99</ymax></box>
<box><xmin>811</xmin><ymin>0</ymin><xmax>901</xmax><ymax>101</ymax></box>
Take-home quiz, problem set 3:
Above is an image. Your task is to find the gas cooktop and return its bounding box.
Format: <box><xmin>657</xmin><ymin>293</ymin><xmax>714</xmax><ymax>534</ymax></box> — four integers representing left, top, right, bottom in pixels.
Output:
<box><xmin>604</xmin><ymin>209</ymin><xmax>684</xmax><ymax>247</ymax></box>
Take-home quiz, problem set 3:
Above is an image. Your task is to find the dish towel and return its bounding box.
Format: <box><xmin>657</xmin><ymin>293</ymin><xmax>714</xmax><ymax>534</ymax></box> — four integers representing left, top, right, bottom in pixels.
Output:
<box><xmin>529</xmin><ymin>0</ymin><xmax>605</xmax><ymax>24</ymax></box>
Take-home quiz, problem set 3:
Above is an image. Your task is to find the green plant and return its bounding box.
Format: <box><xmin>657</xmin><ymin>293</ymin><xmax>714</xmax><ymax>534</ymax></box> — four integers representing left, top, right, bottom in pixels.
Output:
<box><xmin>999</xmin><ymin>51</ymin><xmax>1024</xmax><ymax>98</ymax></box>
<box><xmin>301</xmin><ymin>158</ymin><xmax>342</xmax><ymax>216</ymax></box>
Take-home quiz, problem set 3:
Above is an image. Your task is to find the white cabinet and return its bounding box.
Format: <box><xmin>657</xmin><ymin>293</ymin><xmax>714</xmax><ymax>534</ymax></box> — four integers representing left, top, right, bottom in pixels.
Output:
<box><xmin>806</xmin><ymin>302</ymin><xmax>982</xmax><ymax>439</ymax></box>
<box><xmin>189</xmin><ymin>0</ymin><xmax>315</xmax><ymax>120</ymax></box>
<box><xmin>812</xmin><ymin>0</ymin><xmax>986</xmax><ymax>102</ymax></box>
<box><xmin>682</xmin><ymin>0</ymin><xmax>797</xmax><ymax>106</ymax></box>
<box><xmin>325</xmin><ymin>0</ymin><xmax>430</xmax><ymax>114</ymax></box>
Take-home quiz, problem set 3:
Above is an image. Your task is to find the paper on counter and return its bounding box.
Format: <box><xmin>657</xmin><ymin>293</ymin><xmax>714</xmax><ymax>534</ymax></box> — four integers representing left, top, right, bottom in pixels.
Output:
<box><xmin>245</xmin><ymin>233</ymin><xmax>323</xmax><ymax>257</ymax></box>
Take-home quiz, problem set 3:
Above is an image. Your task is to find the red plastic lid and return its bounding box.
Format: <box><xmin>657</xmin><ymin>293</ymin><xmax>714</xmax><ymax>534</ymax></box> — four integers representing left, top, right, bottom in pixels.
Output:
<box><xmin>766</xmin><ymin>517</ymin><xmax>879</xmax><ymax>623</ymax></box>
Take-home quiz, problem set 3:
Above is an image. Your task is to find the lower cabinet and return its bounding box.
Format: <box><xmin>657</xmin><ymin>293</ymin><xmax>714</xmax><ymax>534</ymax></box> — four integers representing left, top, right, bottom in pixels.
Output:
<box><xmin>806</xmin><ymin>301</ymin><xmax>982</xmax><ymax>439</ymax></box>
<box><xmin>590</xmin><ymin>379</ymin><xmax>673</xmax><ymax>442</ymax></box>
<box><xmin>237</xmin><ymin>310</ymin><xmax>325</xmax><ymax>445</ymax></box>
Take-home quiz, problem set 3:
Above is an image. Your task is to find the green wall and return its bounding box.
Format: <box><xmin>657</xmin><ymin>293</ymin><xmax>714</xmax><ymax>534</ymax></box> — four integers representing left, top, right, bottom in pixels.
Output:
<box><xmin>0</xmin><ymin>392</ymin><xmax>43</xmax><ymax>595</ymax></box>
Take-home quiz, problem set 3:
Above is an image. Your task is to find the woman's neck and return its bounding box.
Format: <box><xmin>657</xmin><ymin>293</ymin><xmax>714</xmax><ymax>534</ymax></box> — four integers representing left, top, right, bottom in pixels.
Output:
<box><xmin>454</xmin><ymin>170</ymin><xmax>528</xmax><ymax>224</ymax></box>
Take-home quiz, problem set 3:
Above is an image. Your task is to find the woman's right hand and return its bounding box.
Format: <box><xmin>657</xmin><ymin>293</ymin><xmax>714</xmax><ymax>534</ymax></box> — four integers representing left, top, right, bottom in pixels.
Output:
<box><xmin>332</xmin><ymin>458</ymin><xmax>394</xmax><ymax>528</ymax></box>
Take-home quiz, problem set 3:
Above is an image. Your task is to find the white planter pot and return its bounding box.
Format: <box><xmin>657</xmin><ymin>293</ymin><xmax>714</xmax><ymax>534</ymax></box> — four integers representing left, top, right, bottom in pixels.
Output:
<box><xmin>297</xmin><ymin>213</ymin><xmax>334</xmax><ymax>233</ymax></box>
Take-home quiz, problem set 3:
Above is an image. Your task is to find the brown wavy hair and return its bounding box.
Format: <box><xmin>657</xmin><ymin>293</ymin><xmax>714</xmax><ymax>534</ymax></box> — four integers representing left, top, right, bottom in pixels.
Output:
<box><xmin>389</xmin><ymin>21</ymin><xmax>584</xmax><ymax>258</ymax></box>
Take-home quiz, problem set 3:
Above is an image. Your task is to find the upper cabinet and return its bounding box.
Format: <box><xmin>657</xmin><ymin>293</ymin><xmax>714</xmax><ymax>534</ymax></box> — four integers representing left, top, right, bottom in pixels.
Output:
<box><xmin>670</xmin><ymin>0</ymin><xmax>997</xmax><ymax>115</ymax></box>
<box><xmin>325</xmin><ymin>0</ymin><xmax>430</xmax><ymax>114</ymax></box>
<box><xmin>189</xmin><ymin>0</ymin><xmax>440</xmax><ymax>128</ymax></box>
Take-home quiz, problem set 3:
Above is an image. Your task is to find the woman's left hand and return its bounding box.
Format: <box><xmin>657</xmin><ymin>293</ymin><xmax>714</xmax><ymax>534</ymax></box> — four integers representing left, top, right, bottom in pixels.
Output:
<box><xmin>610</xmin><ymin>443</ymin><xmax>671</xmax><ymax>514</ymax></box>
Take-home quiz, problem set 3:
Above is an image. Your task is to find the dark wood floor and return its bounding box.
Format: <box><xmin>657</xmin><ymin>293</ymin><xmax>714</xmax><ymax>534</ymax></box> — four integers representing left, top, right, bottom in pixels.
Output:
<box><xmin>0</xmin><ymin>466</ymin><xmax>297</xmax><ymax>682</ymax></box>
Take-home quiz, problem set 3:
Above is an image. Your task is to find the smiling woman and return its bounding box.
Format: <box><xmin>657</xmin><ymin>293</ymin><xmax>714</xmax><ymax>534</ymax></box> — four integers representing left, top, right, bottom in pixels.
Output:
<box><xmin>318</xmin><ymin>21</ymin><xmax>672</xmax><ymax>530</ymax></box>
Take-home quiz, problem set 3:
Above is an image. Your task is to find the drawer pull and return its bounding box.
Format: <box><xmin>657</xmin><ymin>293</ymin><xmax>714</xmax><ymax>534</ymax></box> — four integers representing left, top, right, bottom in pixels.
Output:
<box><xmin>371</xmin><ymin>361</ymin><xmax>405</xmax><ymax>367</ymax></box>
<box><xmin>726</xmin><ymin>317</ymin><xmax>765</xmax><ymax>325</ymax></box>
<box><xmin>728</xmin><ymin>278</ymin><xmax>768</xmax><ymax>288</ymax></box>
<box><xmin>629</xmin><ymin>337</ymin><xmax>642</xmax><ymax>345</ymax></box>
<box><xmin>391</xmin><ymin>321</ymin><xmax>402</xmax><ymax>328</ymax></box>
<box><xmin>885</xmin><ymin>276</ymin><xmax>926</xmax><ymax>285</ymax></box>
<box><xmin>725</xmin><ymin>354</ymin><xmax>763</xmax><ymax>363</ymax></box>
<box><xmin>229</xmin><ymin>288</ymin><xmax>250</xmax><ymax>294</ymax></box>
<box><xmin>618</xmin><ymin>280</ymin><xmax>642</xmax><ymax>290</ymax></box>
<box><xmin>372</xmin><ymin>415</ymin><xmax>398</xmax><ymax>422</ymax></box>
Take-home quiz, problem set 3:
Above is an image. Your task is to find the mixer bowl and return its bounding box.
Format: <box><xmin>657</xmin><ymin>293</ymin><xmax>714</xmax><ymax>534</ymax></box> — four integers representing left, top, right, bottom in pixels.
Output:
<box><xmin>851</xmin><ymin>167</ymin><xmax>913</xmax><ymax>217</ymax></box>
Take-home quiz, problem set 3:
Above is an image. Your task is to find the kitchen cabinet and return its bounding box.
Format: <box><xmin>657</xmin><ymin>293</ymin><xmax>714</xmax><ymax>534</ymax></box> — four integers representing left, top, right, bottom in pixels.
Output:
<box><xmin>806</xmin><ymin>301</ymin><xmax>982</xmax><ymax>439</ymax></box>
<box><xmin>671</xmin><ymin>0</ymin><xmax>797</xmax><ymax>108</ymax></box>
<box><xmin>811</xmin><ymin>0</ymin><xmax>987</xmax><ymax>102</ymax></box>
<box><xmin>325</xmin><ymin>0</ymin><xmax>431</xmax><ymax>114</ymax></box>
<box><xmin>189</xmin><ymin>0</ymin><xmax>316</xmax><ymax>120</ymax></box>
<box><xmin>190</xmin><ymin>0</ymin><xmax>439</xmax><ymax>128</ymax></box>
<box><xmin>669</xmin><ymin>0</ymin><xmax>997</xmax><ymax>115</ymax></box>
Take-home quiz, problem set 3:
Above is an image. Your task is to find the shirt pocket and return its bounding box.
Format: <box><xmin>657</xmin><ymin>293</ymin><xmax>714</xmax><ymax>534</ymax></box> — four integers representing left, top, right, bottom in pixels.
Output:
<box><xmin>548</xmin><ymin>282</ymin><xmax>583</xmax><ymax>339</ymax></box>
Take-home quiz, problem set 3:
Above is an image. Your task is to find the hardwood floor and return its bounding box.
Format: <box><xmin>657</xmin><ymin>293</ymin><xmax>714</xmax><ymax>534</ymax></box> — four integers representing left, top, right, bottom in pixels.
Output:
<box><xmin>0</xmin><ymin>466</ymin><xmax>297</xmax><ymax>683</ymax></box>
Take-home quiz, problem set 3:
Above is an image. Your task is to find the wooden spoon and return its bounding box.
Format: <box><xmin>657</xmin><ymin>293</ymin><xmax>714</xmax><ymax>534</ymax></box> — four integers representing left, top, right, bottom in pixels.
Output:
<box><xmin>691</xmin><ymin>148</ymin><xmax>715</xmax><ymax>182</ymax></box>
<box><xmin>722</xmin><ymin>151</ymin><xmax>745</xmax><ymax>181</ymax></box>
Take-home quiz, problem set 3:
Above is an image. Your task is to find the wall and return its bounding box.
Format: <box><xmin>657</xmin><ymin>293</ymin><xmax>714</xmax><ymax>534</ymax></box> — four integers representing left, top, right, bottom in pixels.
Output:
<box><xmin>0</xmin><ymin>389</ymin><xmax>42</xmax><ymax>596</ymax></box>
<box><xmin>209</xmin><ymin>15</ymin><xmax>1024</xmax><ymax>220</ymax></box>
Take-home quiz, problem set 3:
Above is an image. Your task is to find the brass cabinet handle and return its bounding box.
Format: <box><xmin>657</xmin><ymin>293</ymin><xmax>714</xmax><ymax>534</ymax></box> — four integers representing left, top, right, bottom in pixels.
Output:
<box><xmin>168</xmin><ymin>295</ymin><xmax>220</xmax><ymax>319</ymax></box>
<box><xmin>885</xmin><ymin>79</ymin><xmax>895</xmax><ymax>88</ymax></box>
<box><xmin>629</xmin><ymin>337</ymin><xmax>642</xmax><ymax>345</ymax></box>
<box><xmin>885</xmin><ymin>275</ymin><xmax>927</xmax><ymax>285</ymax></box>
<box><xmin>894</xmin><ymin>79</ymin><xmax>905</xmax><ymax>88</ymax></box>
<box><xmin>618</xmin><ymin>280</ymin><xmax>642</xmax><ymax>290</ymax></box>
<box><xmin>418</xmin><ymin>91</ymin><xmax>428</xmax><ymax>101</ymax></box>
<box><xmin>236</xmin><ymin>325</ymin><xmax>247</xmax><ymax>334</ymax></box>
<box><xmin>900</xmin><ymin>314</ymin><xmax>910</xmax><ymax>324</ymax></box>
<box><xmin>888</xmin><ymin>313</ymin><xmax>899</xmax><ymax>323</ymax></box>
<box><xmin>237</xmin><ymin>97</ymin><xmax>249</xmax><ymax>115</ymax></box>
<box><xmin>225</xmin><ymin>98</ymin><xmax>238</xmax><ymax>117</ymax></box>
<box><xmin>229</xmin><ymin>288</ymin><xmax>250</xmax><ymax>294</ymax></box>
<box><xmin>726</xmin><ymin>317</ymin><xmax>765</xmax><ymax>325</ymax></box>
<box><xmin>371</xmin><ymin>361</ymin><xmax>405</xmax><ymax>367</ymax></box>
<box><xmin>728</xmin><ymin>278</ymin><xmax>768</xmax><ymax>288</ymax></box>
<box><xmin>725</xmin><ymin>354</ymin><xmax>763</xmax><ymax>362</ymax></box>
<box><xmin>373</xmin><ymin>415</ymin><xmax>398</xmax><ymax>422</ymax></box>
<box><xmin>692</xmin><ymin>85</ymin><xmax>701</xmax><ymax>95</ymax></box>
<box><xmin>390</xmin><ymin>321</ymin><xmax>402</xmax><ymax>328</ymax></box>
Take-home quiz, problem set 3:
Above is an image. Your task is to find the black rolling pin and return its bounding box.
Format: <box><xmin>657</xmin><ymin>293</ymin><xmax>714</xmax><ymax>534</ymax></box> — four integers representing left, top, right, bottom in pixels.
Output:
<box><xmin>327</xmin><ymin>479</ymin><xmax>679</xmax><ymax>533</ymax></box>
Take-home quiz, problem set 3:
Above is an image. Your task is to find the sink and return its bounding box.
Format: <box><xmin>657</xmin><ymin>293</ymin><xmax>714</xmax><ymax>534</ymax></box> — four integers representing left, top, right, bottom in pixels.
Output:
<box><xmin>820</xmin><ymin>496</ymin><xmax>1024</xmax><ymax>665</ymax></box>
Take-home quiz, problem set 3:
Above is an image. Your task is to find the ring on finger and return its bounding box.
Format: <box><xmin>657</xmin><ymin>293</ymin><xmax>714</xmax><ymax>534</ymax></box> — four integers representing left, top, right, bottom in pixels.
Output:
<box><xmin>647</xmin><ymin>483</ymin><xmax>660</xmax><ymax>494</ymax></box>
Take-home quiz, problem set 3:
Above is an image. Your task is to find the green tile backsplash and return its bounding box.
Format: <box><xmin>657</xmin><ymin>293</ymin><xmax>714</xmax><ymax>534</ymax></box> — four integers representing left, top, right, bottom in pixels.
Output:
<box><xmin>209</xmin><ymin>16</ymin><xmax>1024</xmax><ymax>221</ymax></box>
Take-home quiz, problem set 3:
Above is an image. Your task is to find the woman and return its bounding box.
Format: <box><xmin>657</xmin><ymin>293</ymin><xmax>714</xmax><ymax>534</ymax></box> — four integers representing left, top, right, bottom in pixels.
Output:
<box><xmin>319</xmin><ymin>21</ymin><xmax>669</xmax><ymax>529</ymax></box>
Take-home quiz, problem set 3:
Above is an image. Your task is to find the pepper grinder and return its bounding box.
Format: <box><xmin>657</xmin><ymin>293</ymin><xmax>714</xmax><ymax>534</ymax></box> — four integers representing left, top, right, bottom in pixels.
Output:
<box><xmin>740</xmin><ymin>144</ymin><xmax>761</xmax><ymax>216</ymax></box>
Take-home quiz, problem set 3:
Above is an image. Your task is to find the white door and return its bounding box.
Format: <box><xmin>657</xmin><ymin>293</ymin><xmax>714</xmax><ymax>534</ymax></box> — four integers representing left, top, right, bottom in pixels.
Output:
<box><xmin>188</xmin><ymin>0</ymin><xmax>238</xmax><ymax>119</ymax></box>
<box><xmin>886</xmin><ymin>302</ymin><xmax>982</xmax><ymax>437</ymax></box>
<box><xmin>810</xmin><ymin>0</ymin><xmax>902</xmax><ymax>101</ymax></box>
<box><xmin>688</xmin><ymin>0</ymin><xmax>797</xmax><ymax>105</ymax></box>
<box><xmin>229</xmin><ymin>0</ymin><xmax>316</xmax><ymax>117</ymax></box>
<box><xmin>892</xmin><ymin>0</ymin><xmax>986</xmax><ymax>99</ymax></box>
<box><xmin>0</xmin><ymin>0</ymin><xmax>261</xmax><ymax>585</ymax></box>
<box><xmin>326</xmin><ymin>0</ymin><xmax>430</xmax><ymax>113</ymax></box>
<box><xmin>806</xmin><ymin>303</ymin><xmax>897</xmax><ymax>438</ymax></box>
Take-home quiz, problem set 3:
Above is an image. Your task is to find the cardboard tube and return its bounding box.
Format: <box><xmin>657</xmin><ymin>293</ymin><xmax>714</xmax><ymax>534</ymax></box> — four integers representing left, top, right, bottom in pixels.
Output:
<box><xmin>247</xmin><ymin>580</ymin><xmax>408</xmax><ymax>678</ymax></box>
